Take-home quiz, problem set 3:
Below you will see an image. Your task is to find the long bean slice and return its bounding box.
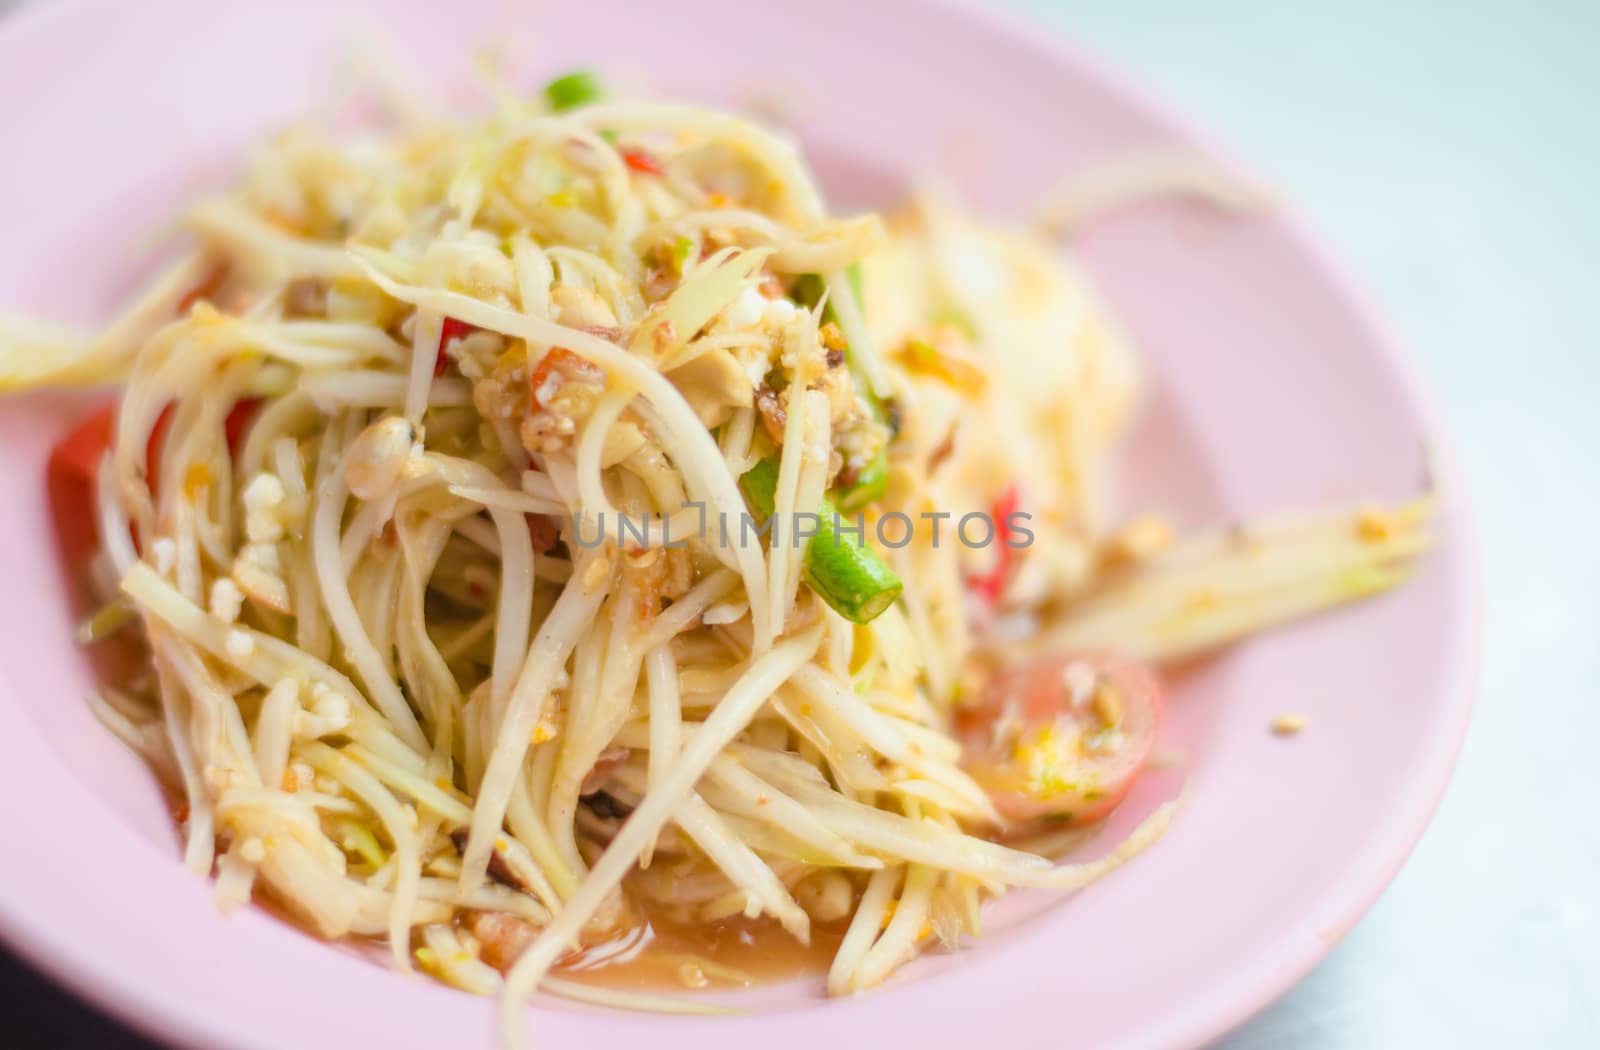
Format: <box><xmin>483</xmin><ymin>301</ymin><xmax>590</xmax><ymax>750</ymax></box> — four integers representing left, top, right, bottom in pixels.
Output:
<box><xmin>740</xmin><ymin>457</ymin><xmax>901</xmax><ymax>624</ymax></box>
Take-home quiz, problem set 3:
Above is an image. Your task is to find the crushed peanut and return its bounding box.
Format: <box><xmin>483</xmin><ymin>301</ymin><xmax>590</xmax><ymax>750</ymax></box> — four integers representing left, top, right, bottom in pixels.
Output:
<box><xmin>580</xmin><ymin>551</ymin><xmax>613</xmax><ymax>591</ymax></box>
<box><xmin>224</xmin><ymin>629</ymin><xmax>255</xmax><ymax>660</ymax></box>
<box><xmin>1355</xmin><ymin>507</ymin><xmax>1397</xmax><ymax>543</ymax></box>
<box><xmin>1271</xmin><ymin>713</ymin><xmax>1308</xmax><ymax>735</ymax></box>
<box><xmin>1091</xmin><ymin>681</ymin><xmax>1125</xmax><ymax>729</ymax></box>
<box><xmin>1104</xmin><ymin>514</ymin><xmax>1175</xmax><ymax>566</ymax></box>
<box><xmin>208</xmin><ymin>577</ymin><xmax>245</xmax><ymax>623</ymax></box>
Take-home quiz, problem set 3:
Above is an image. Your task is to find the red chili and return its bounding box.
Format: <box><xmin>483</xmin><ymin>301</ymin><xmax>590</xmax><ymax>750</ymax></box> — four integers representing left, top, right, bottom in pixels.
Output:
<box><xmin>970</xmin><ymin>485</ymin><xmax>1021</xmax><ymax>606</ymax></box>
<box><xmin>437</xmin><ymin>317</ymin><xmax>476</xmax><ymax>377</ymax></box>
<box><xmin>621</xmin><ymin>149</ymin><xmax>664</xmax><ymax>176</ymax></box>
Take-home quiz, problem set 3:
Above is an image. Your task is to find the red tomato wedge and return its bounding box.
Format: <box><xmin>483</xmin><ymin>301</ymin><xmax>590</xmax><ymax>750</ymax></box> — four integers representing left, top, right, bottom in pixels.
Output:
<box><xmin>48</xmin><ymin>404</ymin><xmax>116</xmax><ymax>482</ymax></box>
<box><xmin>50</xmin><ymin>398</ymin><xmax>261</xmax><ymax>490</ymax></box>
<box><xmin>956</xmin><ymin>652</ymin><xmax>1162</xmax><ymax>829</ymax></box>
<box><xmin>48</xmin><ymin>401</ymin><xmax>173</xmax><ymax>489</ymax></box>
<box><xmin>47</xmin><ymin>404</ymin><xmax>120</xmax><ymax>561</ymax></box>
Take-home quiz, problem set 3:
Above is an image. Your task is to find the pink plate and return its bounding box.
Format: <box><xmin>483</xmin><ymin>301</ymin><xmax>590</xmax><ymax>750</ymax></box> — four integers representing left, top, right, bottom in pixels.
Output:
<box><xmin>0</xmin><ymin>1</ymin><xmax>1480</xmax><ymax>1048</ymax></box>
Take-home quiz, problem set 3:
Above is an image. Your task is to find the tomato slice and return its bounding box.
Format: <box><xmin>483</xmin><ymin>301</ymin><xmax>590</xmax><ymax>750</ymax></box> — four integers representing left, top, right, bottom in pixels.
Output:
<box><xmin>52</xmin><ymin>397</ymin><xmax>260</xmax><ymax>498</ymax></box>
<box><xmin>49</xmin><ymin>403</ymin><xmax>116</xmax><ymax>482</ymax></box>
<box><xmin>956</xmin><ymin>653</ymin><xmax>1162</xmax><ymax>829</ymax></box>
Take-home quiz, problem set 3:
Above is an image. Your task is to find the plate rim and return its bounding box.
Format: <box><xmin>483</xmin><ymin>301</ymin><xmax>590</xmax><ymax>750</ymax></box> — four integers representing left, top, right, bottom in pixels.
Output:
<box><xmin>0</xmin><ymin>0</ymin><xmax>1483</xmax><ymax>1047</ymax></box>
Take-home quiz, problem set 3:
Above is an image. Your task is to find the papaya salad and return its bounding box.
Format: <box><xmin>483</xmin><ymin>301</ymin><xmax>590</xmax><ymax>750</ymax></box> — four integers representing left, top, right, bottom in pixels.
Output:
<box><xmin>0</xmin><ymin>68</ymin><xmax>1430</xmax><ymax>1042</ymax></box>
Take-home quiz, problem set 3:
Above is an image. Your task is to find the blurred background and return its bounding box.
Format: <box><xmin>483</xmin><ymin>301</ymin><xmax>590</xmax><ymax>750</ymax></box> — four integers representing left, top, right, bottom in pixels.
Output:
<box><xmin>0</xmin><ymin>1</ymin><xmax>1594</xmax><ymax>1046</ymax></box>
<box><xmin>1015</xmin><ymin>3</ymin><xmax>1599</xmax><ymax>1047</ymax></box>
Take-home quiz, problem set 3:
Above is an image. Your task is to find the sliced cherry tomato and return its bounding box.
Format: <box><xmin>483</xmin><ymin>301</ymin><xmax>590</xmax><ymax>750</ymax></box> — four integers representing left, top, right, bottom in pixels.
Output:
<box><xmin>50</xmin><ymin>397</ymin><xmax>260</xmax><ymax>559</ymax></box>
<box><xmin>48</xmin><ymin>403</ymin><xmax>125</xmax><ymax>556</ymax></box>
<box><xmin>47</xmin><ymin>424</ymin><xmax>108</xmax><ymax>603</ymax></box>
<box><xmin>51</xmin><ymin>403</ymin><xmax>166</xmax><ymax>485</ymax></box>
<box><xmin>49</xmin><ymin>403</ymin><xmax>116</xmax><ymax>482</ymax></box>
<box><xmin>956</xmin><ymin>652</ymin><xmax>1162</xmax><ymax>829</ymax></box>
<box><xmin>620</xmin><ymin>148</ymin><xmax>663</xmax><ymax>176</ymax></box>
<box><xmin>56</xmin><ymin>398</ymin><xmax>258</xmax><ymax>494</ymax></box>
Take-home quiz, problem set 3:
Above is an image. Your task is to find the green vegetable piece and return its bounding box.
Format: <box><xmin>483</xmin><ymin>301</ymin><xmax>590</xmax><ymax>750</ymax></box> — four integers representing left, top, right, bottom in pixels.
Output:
<box><xmin>789</xmin><ymin>273</ymin><xmax>823</xmax><ymax>311</ymax></box>
<box><xmin>930</xmin><ymin>303</ymin><xmax>978</xmax><ymax>340</ymax></box>
<box><xmin>844</xmin><ymin>261</ymin><xmax>865</xmax><ymax>305</ymax></box>
<box><xmin>671</xmin><ymin>235</ymin><xmax>695</xmax><ymax>273</ymax></box>
<box><xmin>739</xmin><ymin>458</ymin><xmax>902</xmax><ymax>624</ymax></box>
<box><xmin>544</xmin><ymin>70</ymin><xmax>605</xmax><ymax>112</ymax></box>
<box><xmin>791</xmin><ymin>265</ymin><xmax>890</xmax><ymax>510</ymax></box>
<box><xmin>833</xmin><ymin>455</ymin><xmax>888</xmax><ymax>513</ymax></box>
<box><xmin>791</xmin><ymin>265</ymin><xmax>865</xmax><ymax>312</ymax></box>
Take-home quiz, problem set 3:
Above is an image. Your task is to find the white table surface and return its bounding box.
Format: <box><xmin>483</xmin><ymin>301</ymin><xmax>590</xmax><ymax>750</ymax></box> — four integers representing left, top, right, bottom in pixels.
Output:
<box><xmin>1</xmin><ymin>1</ymin><xmax>1594</xmax><ymax>1047</ymax></box>
<box><xmin>996</xmin><ymin>1</ymin><xmax>1600</xmax><ymax>1046</ymax></box>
